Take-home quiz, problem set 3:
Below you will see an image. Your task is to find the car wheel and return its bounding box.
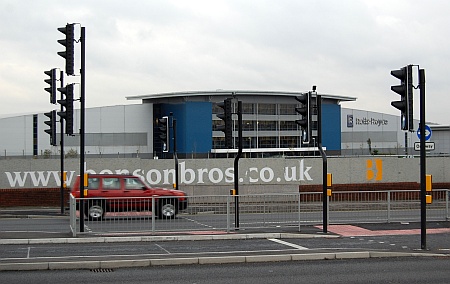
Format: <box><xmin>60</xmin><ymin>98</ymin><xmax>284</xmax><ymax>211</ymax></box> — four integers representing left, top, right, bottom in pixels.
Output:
<box><xmin>159</xmin><ymin>200</ymin><xmax>176</xmax><ymax>219</ymax></box>
<box><xmin>86</xmin><ymin>201</ymin><xmax>104</xmax><ymax>221</ymax></box>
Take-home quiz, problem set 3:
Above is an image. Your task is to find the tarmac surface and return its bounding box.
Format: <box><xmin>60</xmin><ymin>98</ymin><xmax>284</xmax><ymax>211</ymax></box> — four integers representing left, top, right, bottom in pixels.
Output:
<box><xmin>1</xmin><ymin>207</ymin><xmax>449</xmax><ymax>271</ymax></box>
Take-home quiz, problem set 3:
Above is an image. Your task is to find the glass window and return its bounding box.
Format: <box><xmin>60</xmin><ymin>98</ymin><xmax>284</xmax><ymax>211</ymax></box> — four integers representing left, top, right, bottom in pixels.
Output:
<box><xmin>280</xmin><ymin>136</ymin><xmax>299</xmax><ymax>148</ymax></box>
<box><xmin>242</xmin><ymin>103</ymin><xmax>255</xmax><ymax>114</ymax></box>
<box><xmin>102</xmin><ymin>178</ymin><xmax>121</xmax><ymax>190</ymax></box>
<box><xmin>243</xmin><ymin>120</ymin><xmax>256</xmax><ymax>131</ymax></box>
<box><xmin>280</xmin><ymin>121</ymin><xmax>298</xmax><ymax>131</ymax></box>
<box><xmin>258</xmin><ymin>137</ymin><xmax>277</xmax><ymax>148</ymax></box>
<box><xmin>212</xmin><ymin>120</ymin><xmax>223</xmax><ymax>131</ymax></box>
<box><xmin>213</xmin><ymin>137</ymin><xmax>225</xmax><ymax>149</ymax></box>
<box><xmin>258</xmin><ymin>121</ymin><xmax>277</xmax><ymax>131</ymax></box>
<box><xmin>279</xmin><ymin>104</ymin><xmax>296</xmax><ymax>115</ymax></box>
<box><xmin>88</xmin><ymin>178</ymin><xmax>100</xmax><ymax>189</ymax></box>
<box><xmin>124</xmin><ymin>178</ymin><xmax>145</xmax><ymax>190</ymax></box>
<box><xmin>244</xmin><ymin>137</ymin><xmax>255</xmax><ymax>148</ymax></box>
<box><xmin>258</xmin><ymin>104</ymin><xmax>276</xmax><ymax>115</ymax></box>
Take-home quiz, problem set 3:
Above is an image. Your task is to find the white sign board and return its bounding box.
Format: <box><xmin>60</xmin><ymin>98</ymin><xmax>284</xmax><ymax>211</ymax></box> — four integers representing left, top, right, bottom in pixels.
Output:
<box><xmin>414</xmin><ymin>142</ymin><xmax>435</xmax><ymax>151</ymax></box>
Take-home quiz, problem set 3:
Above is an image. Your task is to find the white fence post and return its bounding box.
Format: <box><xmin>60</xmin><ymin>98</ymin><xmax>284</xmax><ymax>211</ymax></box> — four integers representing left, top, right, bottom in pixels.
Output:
<box><xmin>298</xmin><ymin>193</ymin><xmax>301</xmax><ymax>232</ymax></box>
<box><xmin>69</xmin><ymin>194</ymin><xmax>77</xmax><ymax>237</ymax></box>
<box><xmin>227</xmin><ymin>195</ymin><xmax>231</xmax><ymax>233</ymax></box>
<box><xmin>387</xmin><ymin>191</ymin><xmax>391</xmax><ymax>223</ymax></box>
<box><xmin>446</xmin><ymin>190</ymin><xmax>449</xmax><ymax>221</ymax></box>
<box><xmin>151</xmin><ymin>196</ymin><xmax>156</xmax><ymax>233</ymax></box>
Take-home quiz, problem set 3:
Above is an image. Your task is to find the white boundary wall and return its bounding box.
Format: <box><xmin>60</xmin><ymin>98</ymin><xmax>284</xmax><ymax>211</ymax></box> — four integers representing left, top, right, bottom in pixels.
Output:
<box><xmin>1</xmin><ymin>156</ymin><xmax>449</xmax><ymax>195</ymax></box>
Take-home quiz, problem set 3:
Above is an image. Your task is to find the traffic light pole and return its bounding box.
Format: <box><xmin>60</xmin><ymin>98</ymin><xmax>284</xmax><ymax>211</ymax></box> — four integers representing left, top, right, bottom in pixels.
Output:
<box><xmin>233</xmin><ymin>100</ymin><xmax>242</xmax><ymax>230</ymax></box>
<box><xmin>316</xmin><ymin>94</ymin><xmax>328</xmax><ymax>234</ymax></box>
<box><xmin>419</xmin><ymin>69</ymin><xmax>426</xmax><ymax>250</ymax></box>
<box><xmin>79</xmin><ymin>27</ymin><xmax>86</xmax><ymax>233</ymax></box>
<box><xmin>59</xmin><ymin>70</ymin><xmax>65</xmax><ymax>215</ymax></box>
<box><xmin>171</xmin><ymin>114</ymin><xmax>179</xmax><ymax>191</ymax></box>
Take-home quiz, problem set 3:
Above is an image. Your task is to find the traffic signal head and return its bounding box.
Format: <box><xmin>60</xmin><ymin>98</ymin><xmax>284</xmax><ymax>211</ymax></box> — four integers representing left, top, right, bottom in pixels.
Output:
<box><xmin>158</xmin><ymin>116</ymin><xmax>169</xmax><ymax>152</ymax></box>
<box><xmin>44</xmin><ymin>110</ymin><xmax>57</xmax><ymax>146</ymax></box>
<box><xmin>309</xmin><ymin>94</ymin><xmax>318</xmax><ymax>140</ymax></box>
<box><xmin>57</xmin><ymin>24</ymin><xmax>75</xmax><ymax>76</ymax></box>
<box><xmin>57</xmin><ymin>84</ymin><xmax>74</xmax><ymax>135</ymax></box>
<box><xmin>216</xmin><ymin>98</ymin><xmax>233</xmax><ymax>148</ymax></box>
<box><xmin>295</xmin><ymin>93</ymin><xmax>311</xmax><ymax>144</ymax></box>
<box><xmin>44</xmin><ymin>69</ymin><xmax>57</xmax><ymax>104</ymax></box>
<box><xmin>390</xmin><ymin>65</ymin><xmax>413</xmax><ymax>131</ymax></box>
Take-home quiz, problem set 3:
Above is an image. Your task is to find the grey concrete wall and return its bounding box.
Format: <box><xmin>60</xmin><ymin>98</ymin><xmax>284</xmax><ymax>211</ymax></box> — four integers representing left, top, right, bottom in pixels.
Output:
<box><xmin>1</xmin><ymin>156</ymin><xmax>449</xmax><ymax>195</ymax></box>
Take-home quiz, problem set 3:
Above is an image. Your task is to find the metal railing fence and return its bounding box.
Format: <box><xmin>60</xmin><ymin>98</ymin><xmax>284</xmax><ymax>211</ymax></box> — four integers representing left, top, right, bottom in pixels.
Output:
<box><xmin>300</xmin><ymin>189</ymin><xmax>449</xmax><ymax>224</ymax></box>
<box><xmin>69</xmin><ymin>189</ymin><xmax>449</xmax><ymax>237</ymax></box>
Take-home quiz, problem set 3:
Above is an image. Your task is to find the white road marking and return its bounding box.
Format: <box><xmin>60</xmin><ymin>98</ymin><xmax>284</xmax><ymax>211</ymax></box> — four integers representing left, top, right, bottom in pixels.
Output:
<box><xmin>268</xmin><ymin>238</ymin><xmax>308</xmax><ymax>250</ymax></box>
<box><xmin>154</xmin><ymin>243</ymin><xmax>171</xmax><ymax>254</ymax></box>
<box><xmin>181</xmin><ymin>217</ymin><xmax>214</xmax><ymax>228</ymax></box>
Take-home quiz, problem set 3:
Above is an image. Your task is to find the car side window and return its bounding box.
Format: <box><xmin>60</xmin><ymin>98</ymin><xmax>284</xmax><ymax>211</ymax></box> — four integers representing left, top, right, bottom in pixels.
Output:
<box><xmin>88</xmin><ymin>178</ymin><xmax>100</xmax><ymax>189</ymax></box>
<box><xmin>124</xmin><ymin>178</ymin><xmax>144</xmax><ymax>190</ymax></box>
<box><xmin>102</xmin><ymin>178</ymin><xmax>121</xmax><ymax>190</ymax></box>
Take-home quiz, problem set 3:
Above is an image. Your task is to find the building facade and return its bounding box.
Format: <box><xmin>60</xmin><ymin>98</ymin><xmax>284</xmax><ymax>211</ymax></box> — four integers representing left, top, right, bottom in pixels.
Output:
<box><xmin>0</xmin><ymin>90</ymin><xmax>447</xmax><ymax>158</ymax></box>
<box><xmin>133</xmin><ymin>90</ymin><xmax>353</xmax><ymax>158</ymax></box>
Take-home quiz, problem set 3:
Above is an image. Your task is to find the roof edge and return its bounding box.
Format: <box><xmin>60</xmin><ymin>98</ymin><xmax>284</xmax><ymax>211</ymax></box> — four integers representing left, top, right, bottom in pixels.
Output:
<box><xmin>126</xmin><ymin>90</ymin><xmax>357</xmax><ymax>102</ymax></box>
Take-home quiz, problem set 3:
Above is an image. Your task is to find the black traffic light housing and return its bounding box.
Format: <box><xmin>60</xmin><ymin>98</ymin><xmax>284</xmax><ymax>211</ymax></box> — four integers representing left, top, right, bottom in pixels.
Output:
<box><xmin>57</xmin><ymin>84</ymin><xmax>74</xmax><ymax>135</ymax></box>
<box><xmin>158</xmin><ymin>116</ymin><xmax>169</xmax><ymax>153</ymax></box>
<box><xmin>217</xmin><ymin>98</ymin><xmax>233</xmax><ymax>148</ymax></box>
<box><xmin>57</xmin><ymin>24</ymin><xmax>75</xmax><ymax>76</ymax></box>
<box><xmin>309</xmin><ymin>93</ymin><xmax>318</xmax><ymax>142</ymax></box>
<box><xmin>295</xmin><ymin>93</ymin><xmax>311</xmax><ymax>144</ymax></box>
<box><xmin>44</xmin><ymin>69</ymin><xmax>57</xmax><ymax>104</ymax></box>
<box><xmin>295</xmin><ymin>92</ymin><xmax>319</xmax><ymax>146</ymax></box>
<box><xmin>391</xmin><ymin>65</ymin><xmax>413</xmax><ymax>131</ymax></box>
<box><xmin>44</xmin><ymin>110</ymin><xmax>57</xmax><ymax>146</ymax></box>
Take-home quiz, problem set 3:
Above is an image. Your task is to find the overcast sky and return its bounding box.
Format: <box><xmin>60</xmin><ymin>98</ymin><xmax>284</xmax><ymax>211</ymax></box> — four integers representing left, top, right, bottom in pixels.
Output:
<box><xmin>1</xmin><ymin>0</ymin><xmax>449</xmax><ymax>124</ymax></box>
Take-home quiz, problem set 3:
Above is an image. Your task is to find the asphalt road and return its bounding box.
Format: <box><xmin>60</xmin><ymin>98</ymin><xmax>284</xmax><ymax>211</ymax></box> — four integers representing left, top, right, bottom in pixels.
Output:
<box><xmin>1</xmin><ymin>232</ymin><xmax>449</xmax><ymax>263</ymax></box>
<box><xmin>1</xmin><ymin>208</ymin><xmax>449</xmax><ymax>272</ymax></box>
<box><xmin>1</xmin><ymin>257</ymin><xmax>450</xmax><ymax>284</ymax></box>
<box><xmin>1</xmin><ymin>208</ymin><xmax>447</xmax><ymax>238</ymax></box>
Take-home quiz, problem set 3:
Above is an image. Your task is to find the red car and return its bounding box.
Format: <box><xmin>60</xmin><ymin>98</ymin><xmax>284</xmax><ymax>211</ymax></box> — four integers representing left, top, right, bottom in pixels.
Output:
<box><xmin>70</xmin><ymin>174</ymin><xmax>188</xmax><ymax>221</ymax></box>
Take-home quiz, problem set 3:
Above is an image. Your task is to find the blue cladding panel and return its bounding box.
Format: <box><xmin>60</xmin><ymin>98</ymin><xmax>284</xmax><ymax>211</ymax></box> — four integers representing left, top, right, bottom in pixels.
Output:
<box><xmin>321</xmin><ymin>104</ymin><xmax>341</xmax><ymax>150</ymax></box>
<box><xmin>163</xmin><ymin>102</ymin><xmax>212</xmax><ymax>154</ymax></box>
<box><xmin>185</xmin><ymin>102</ymin><xmax>212</xmax><ymax>153</ymax></box>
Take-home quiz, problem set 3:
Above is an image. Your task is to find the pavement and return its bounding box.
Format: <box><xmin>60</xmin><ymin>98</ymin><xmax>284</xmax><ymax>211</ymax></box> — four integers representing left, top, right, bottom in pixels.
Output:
<box><xmin>1</xmin><ymin>207</ymin><xmax>449</xmax><ymax>271</ymax></box>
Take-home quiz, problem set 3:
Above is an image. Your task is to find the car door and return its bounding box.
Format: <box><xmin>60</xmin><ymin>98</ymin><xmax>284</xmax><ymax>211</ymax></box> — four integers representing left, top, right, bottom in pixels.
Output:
<box><xmin>99</xmin><ymin>177</ymin><xmax>123</xmax><ymax>211</ymax></box>
<box><xmin>122</xmin><ymin>177</ymin><xmax>153</xmax><ymax>211</ymax></box>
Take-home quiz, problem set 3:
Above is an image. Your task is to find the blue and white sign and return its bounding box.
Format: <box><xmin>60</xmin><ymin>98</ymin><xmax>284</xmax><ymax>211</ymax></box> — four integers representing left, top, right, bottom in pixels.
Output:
<box><xmin>417</xmin><ymin>125</ymin><xmax>432</xmax><ymax>141</ymax></box>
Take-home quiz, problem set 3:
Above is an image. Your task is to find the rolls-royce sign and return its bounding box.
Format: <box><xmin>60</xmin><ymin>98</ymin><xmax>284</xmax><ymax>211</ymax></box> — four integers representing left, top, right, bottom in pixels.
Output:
<box><xmin>347</xmin><ymin>115</ymin><xmax>388</xmax><ymax>128</ymax></box>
